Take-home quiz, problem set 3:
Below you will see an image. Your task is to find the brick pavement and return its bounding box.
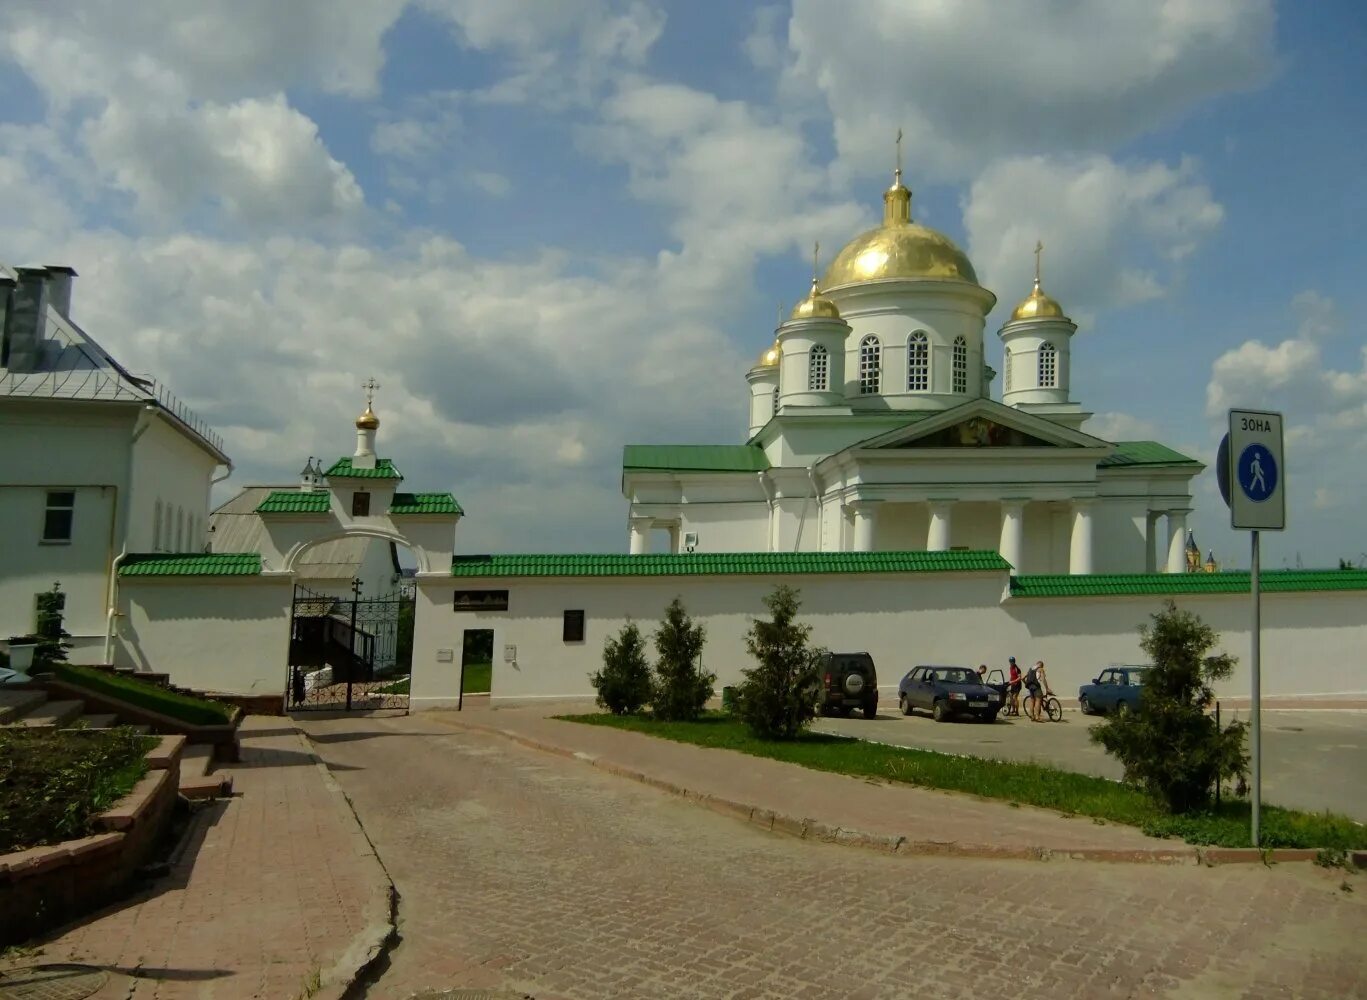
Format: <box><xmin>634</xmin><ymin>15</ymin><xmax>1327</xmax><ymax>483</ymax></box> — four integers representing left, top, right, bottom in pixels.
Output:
<box><xmin>0</xmin><ymin>717</ymin><xmax>393</xmax><ymax>1000</ymax></box>
<box><xmin>301</xmin><ymin>713</ymin><xmax>1367</xmax><ymax>1000</ymax></box>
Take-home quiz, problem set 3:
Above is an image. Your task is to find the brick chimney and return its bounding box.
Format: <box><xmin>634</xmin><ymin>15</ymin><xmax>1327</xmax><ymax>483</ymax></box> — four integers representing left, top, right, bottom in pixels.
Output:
<box><xmin>6</xmin><ymin>267</ymin><xmax>50</xmax><ymax>373</ymax></box>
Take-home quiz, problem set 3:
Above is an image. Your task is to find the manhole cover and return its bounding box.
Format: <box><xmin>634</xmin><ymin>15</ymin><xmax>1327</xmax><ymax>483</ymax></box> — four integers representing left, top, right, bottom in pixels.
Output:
<box><xmin>0</xmin><ymin>965</ymin><xmax>109</xmax><ymax>1000</ymax></box>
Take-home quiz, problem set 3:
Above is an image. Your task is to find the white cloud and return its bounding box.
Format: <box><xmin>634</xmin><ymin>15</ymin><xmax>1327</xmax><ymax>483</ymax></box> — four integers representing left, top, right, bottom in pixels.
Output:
<box><xmin>1084</xmin><ymin>412</ymin><xmax>1164</xmax><ymax>443</ymax></box>
<box><xmin>785</xmin><ymin>0</ymin><xmax>1275</xmax><ymax>182</ymax></box>
<box><xmin>964</xmin><ymin>155</ymin><xmax>1224</xmax><ymax>326</ymax></box>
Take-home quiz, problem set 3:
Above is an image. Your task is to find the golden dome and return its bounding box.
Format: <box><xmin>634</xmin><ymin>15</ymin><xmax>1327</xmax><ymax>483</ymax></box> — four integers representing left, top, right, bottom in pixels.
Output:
<box><xmin>822</xmin><ymin>171</ymin><xmax>978</xmax><ymax>288</ymax></box>
<box><xmin>789</xmin><ymin>277</ymin><xmax>841</xmax><ymax>320</ymax></box>
<box><xmin>1009</xmin><ymin>278</ymin><xmax>1067</xmax><ymax>321</ymax></box>
<box><xmin>355</xmin><ymin>405</ymin><xmax>380</xmax><ymax>430</ymax></box>
<box><xmin>756</xmin><ymin>340</ymin><xmax>781</xmax><ymax>368</ymax></box>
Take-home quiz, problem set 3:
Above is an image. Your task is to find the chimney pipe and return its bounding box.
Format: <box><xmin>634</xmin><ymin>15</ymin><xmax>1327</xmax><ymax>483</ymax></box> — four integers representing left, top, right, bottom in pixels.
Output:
<box><xmin>44</xmin><ymin>265</ymin><xmax>77</xmax><ymax>319</ymax></box>
<box><xmin>8</xmin><ymin>267</ymin><xmax>50</xmax><ymax>373</ymax></box>
<box><xmin>0</xmin><ymin>276</ymin><xmax>15</xmax><ymax>369</ymax></box>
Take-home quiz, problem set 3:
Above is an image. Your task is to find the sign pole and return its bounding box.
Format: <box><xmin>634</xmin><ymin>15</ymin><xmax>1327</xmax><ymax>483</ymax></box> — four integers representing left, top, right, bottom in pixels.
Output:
<box><xmin>1250</xmin><ymin>529</ymin><xmax>1261</xmax><ymax>847</ymax></box>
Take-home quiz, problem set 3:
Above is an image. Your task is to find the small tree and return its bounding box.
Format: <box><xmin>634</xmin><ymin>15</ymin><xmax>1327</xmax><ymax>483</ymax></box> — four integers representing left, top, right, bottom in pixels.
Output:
<box><xmin>590</xmin><ymin>621</ymin><xmax>652</xmax><ymax>715</ymax></box>
<box><xmin>736</xmin><ymin>585</ymin><xmax>824</xmax><ymax>739</ymax></box>
<box><xmin>651</xmin><ymin>598</ymin><xmax>713</xmax><ymax>721</ymax></box>
<box><xmin>1091</xmin><ymin>601</ymin><xmax>1248</xmax><ymax>813</ymax></box>
<box><xmin>34</xmin><ymin>582</ymin><xmax>72</xmax><ymax>668</ymax></box>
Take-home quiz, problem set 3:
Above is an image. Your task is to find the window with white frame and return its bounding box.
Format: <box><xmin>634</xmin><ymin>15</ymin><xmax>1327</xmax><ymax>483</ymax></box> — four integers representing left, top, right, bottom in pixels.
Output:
<box><xmin>808</xmin><ymin>344</ymin><xmax>829</xmax><ymax>391</ymax></box>
<box><xmin>907</xmin><ymin>331</ymin><xmax>929</xmax><ymax>391</ymax></box>
<box><xmin>1004</xmin><ymin>348</ymin><xmax>1013</xmax><ymax>392</ymax></box>
<box><xmin>859</xmin><ymin>335</ymin><xmax>881</xmax><ymax>394</ymax></box>
<box><xmin>42</xmin><ymin>491</ymin><xmax>75</xmax><ymax>543</ymax></box>
<box><xmin>952</xmin><ymin>336</ymin><xmax>968</xmax><ymax>393</ymax></box>
<box><xmin>1039</xmin><ymin>341</ymin><xmax>1057</xmax><ymax>388</ymax></box>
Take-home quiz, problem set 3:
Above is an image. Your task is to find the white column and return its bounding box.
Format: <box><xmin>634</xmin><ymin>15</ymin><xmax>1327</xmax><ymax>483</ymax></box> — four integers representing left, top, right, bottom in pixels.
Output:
<box><xmin>850</xmin><ymin>502</ymin><xmax>878</xmax><ymax>552</ymax></box>
<box><xmin>1145</xmin><ymin>511</ymin><xmax>1161</xmax><ymax>573</ymax></box>
<box><xmin>999</xmin><ymin>500</ymin><xmax>1026</xmax><ymax>573</ymax></box>
<box><xmin>629</xmin><ymin>518</ymin><xmax>652</xmax><ymax>555</ymax></box>
<box><xmin>1069</xmin><ymin>499</ymin><xmax>1094</xmax><ymax>575</ymax></box>
<box><xmin>927</xmin><ymin>501</ymin><xmax>953</xmax><ymax>552</ymax></box>
<box><xmin>1165</xmin><ymin>509</ymin><xmax>1190</xmax><ymax>573</ymax></box>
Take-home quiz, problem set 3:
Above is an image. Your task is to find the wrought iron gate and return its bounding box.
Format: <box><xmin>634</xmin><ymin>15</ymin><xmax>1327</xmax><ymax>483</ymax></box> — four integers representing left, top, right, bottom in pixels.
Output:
<box><xmin>286</xmin><ymin>582</ymin><xmax>414</xmax><ymax>712</ymax></box>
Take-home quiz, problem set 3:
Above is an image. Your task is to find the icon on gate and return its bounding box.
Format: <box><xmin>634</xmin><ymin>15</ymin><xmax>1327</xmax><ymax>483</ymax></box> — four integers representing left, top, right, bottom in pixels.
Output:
<box><xmin>1237</xmin><ymin>444</ymin><xmax>1277</xmax><ymax>502</ymax></box>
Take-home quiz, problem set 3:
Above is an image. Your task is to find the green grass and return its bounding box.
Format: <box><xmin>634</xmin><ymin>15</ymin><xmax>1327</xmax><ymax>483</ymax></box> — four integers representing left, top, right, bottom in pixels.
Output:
<box><xmin>462</xmin><ymin>660</ymin><xmax>492</xmax><ymax>693</ymax></box>
<box><xmin>52</xmin><ymin>663</ymin><xmax>235</xmax><ymax>726</ymax></box>
<box><xmin>0</xmin><ymin>727</ymin><xmax>154</xmax><ymax>853</ymax></box>
<box><xmin>559</xmin><ymin>713</ymin><xmax>1366</xmax><ymax>851</ymax></box>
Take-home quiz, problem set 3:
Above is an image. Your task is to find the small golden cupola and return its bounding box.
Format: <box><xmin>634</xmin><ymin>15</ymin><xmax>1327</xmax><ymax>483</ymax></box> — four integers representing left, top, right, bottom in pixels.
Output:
<box><xmin>355</xmin><ymin>405</ymin><xmax>380</xmax><ymax>430</ymax></box>
<box><xmin>1009</xmin><ymin>240</ymin><xmax>1067</xmax><ymax>321</ymax></box>
<box><xmin>756</xmin><ymin>340</ymin><xmax>781</xmax><ymax>368</ymax></box>
<box><xmin>789</xmin><ymin>242</ymin><xmax>841</xmax><ymax>320</ymax></box>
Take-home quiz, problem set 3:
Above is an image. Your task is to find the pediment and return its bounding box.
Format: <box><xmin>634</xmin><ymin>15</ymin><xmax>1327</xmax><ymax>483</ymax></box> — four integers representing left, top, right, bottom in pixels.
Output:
<box><xmin>888</xmin><ymin>416</ymin><xmax>1053</xmax><ymax>449</ymax></box>
<box><xmin>847</xmin><ymin>399</ymin><xmax>1112</xmax><ymax>454</ymax></box>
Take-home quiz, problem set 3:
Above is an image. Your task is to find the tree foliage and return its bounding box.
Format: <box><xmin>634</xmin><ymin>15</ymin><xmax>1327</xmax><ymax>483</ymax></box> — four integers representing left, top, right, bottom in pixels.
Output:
<box><xmin>1090</xmin><ymin>601</ymin><xmax>1248</xmax><ymax>813</ymax></box>
<box><xmin>34</xmin><ymin>582</ymin><xmax>72</xmax><ymax>668</ymax></box>
<box><xmin>651</xmin><ymin>598</ymin><xmax>713</xmax><ymax>721</ymax></box>
<box><xmin>590</xmin><ymin>621</ymin><xmax>653</xmax><ymax>715</ymax></box>
<box><xmin>735</xmin><ymin>585</ymin><xmax>825</xmax><ymax>740</ymax></box>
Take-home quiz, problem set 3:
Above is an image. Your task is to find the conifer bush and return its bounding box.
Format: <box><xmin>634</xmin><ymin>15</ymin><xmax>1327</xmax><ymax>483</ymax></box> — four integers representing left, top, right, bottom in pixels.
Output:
<box><xmin>590</xmin><ymin>621</ymin><xmax>652</xmax><ymax>715</ymax></box>
<box><xmin>1091</xmin><ymin>600</ymin><xmax>1248</xmax><ymax>813</ymax></box>
<box><xmin>650</xmin><ymin>598</ymin><xmax>713</xmax><ymax>721</ymax></box>
<box><xmin>735</xmin><ymin>585</ymin><xmax>825</xmax><ymax>739</ymax></box>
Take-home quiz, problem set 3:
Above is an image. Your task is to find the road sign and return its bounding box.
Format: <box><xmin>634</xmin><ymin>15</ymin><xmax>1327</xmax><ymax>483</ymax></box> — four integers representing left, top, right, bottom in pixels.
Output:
<box><xmin>1216</xmin><ymin>434</ymin><xmax>1230</xmax><ymax>507</ymax></box>
<box><xmin>1228</xmin><ymin>409</ymin><xmax>1285</xmax><ymax>531</ymax></box>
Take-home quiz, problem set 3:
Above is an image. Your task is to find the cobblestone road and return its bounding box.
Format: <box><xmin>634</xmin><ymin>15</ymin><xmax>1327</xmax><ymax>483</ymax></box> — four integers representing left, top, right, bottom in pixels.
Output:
<box><xmin>301</xmin><ymin>714</ymin><xmax>1366</xmax><ymax>1000</ymax></box>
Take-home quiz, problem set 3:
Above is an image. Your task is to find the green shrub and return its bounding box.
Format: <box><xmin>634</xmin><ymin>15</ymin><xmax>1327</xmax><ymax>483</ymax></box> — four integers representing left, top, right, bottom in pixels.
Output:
<box><xmin>651</xmin><ymin>598</ymin><xmax>713</xmax><ymax>722</ymax></box>
<box><xmin>590</xmin><ymin>621</ymin><xmax>652</xmax><ymax>715</ymax></box>
<box><xmin>34</xmin><ymin>582</ymin><xmax>72</xmax><ymax>668</ymax></box>
<box><xmin>1091</xmin><ymin>600</ymin><xmax>1248</xmax><ymax>813</ymax></box>
<box><xmin>53</xmin><ymin>664</ymin><xmax>235</xmax><ymax>727</ymax></box>
<box><xmin>735</xmin><ymin>585</ymin><xmax>824</xmax><ymax>739</ymax></box>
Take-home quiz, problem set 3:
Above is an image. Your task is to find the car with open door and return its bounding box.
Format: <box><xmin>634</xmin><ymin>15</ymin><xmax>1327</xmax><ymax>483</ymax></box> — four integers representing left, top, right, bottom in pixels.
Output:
<box><xmin>898</xmin><ymin>665</ymin><xmax>1002</xmax><ymax>722</ymax></box>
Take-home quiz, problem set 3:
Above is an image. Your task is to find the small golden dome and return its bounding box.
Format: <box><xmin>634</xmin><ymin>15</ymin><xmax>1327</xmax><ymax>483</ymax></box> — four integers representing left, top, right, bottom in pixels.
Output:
<box><xmin>355</xmin><ymin>405</ymin><xmax>380</xmax><ymax>430</ymax></box>
<box><xmin>756</xmin><ymin>340</ymin><xmax>781</xmax><ymax>368</ymax></box>
<box><xmin>789</xmin><ymin>277</ymin><xmax>841</xmax><ymax>320</ymax></box>
<box><xmin>1009</xmin><ymin>278</ymin><xmax>1067</xmax><ymax>322</ymax></box>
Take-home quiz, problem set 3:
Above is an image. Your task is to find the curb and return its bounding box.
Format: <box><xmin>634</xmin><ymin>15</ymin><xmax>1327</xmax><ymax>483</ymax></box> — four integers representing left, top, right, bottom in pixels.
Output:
<box><xmin>291</xmin><ymin>728</ymin><xmax>400</xmax><ymax>1000</ymax></box>
<box><xmin>448</xmin><ymin>717</ymin><xmax>1346</xmax><ymax>868</ymax></box>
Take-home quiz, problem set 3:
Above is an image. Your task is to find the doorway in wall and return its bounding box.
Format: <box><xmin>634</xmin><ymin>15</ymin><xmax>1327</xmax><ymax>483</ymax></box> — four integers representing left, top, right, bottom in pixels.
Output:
<box><xmin>460</xmin><ymin>628</ymin><xmax>494</xmax><ymax>702</ymax></box>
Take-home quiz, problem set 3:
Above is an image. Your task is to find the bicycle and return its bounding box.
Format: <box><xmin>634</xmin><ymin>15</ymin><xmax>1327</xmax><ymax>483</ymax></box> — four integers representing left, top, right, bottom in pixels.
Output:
<box><xmin>1021</xmin><ymin>691</ymin><xmax>1063</xmax><ymax>722</ymax></box>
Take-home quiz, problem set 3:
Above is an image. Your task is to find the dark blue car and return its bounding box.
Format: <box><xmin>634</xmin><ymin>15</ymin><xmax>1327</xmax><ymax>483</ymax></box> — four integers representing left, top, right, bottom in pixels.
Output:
<box><xmin>1078</xmin><ymin>665</ymin><xmax>1150</xmax><ymax>716</ymax></box>
<box><xmin>898</xmin><ymin>665</ymin><xmax>1002</xmax><ymax>722</ymax></box>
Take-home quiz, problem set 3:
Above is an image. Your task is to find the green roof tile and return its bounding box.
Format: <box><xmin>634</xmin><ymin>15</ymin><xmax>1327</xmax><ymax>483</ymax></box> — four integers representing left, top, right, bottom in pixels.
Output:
<box><xmin>1010</xmin><ymin>570</ymin><xmax>1367</xmax><ymax>598</ymax></box>
<box><xmin>324</xmin><ymin>457</ymin><xmax>404</xmax><ymax>480</ymax></box>
<box><xmin>1098</xmin><ymin>441</ymin><xmax>1202</xmax><ymax>468</ymax></box>
<box><xmin>120</xmin><ymin>553</ymin><xmax>262</xmax><ymax>577</ymax></box>
<box><xmin>452</xmin><ymin>550</ymin><xmax>1009</xmax><ymax>578</ymax></box>
<box><xmin>389</xmin><ymin>492</ymin><xmax>463</xmax><ymax>515</ymax></box>
<box><xmin>623</xmin><ymin>445</ymin><xmax>770</xmax><ymax>473</ymax></box>
<box><xmin>255</xmin><ymin>490</ymin><xmax>331</xmax><ymax>514</ymax></box>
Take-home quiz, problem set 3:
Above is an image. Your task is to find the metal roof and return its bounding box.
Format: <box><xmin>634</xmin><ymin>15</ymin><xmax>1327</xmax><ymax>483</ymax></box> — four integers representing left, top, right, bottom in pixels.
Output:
<box><xmin>622</xmin><ymin>445</ymin><xmax>771</xmax><ymax>473</ymax></box>
<box><xmin>1098</xmin><ymin>441</ymin><xmax>1201</xmax><ymax>468</ymax></box>
<box><xmin>209</xmin><ymin>486</ymin><xmax>377</xmax><ymax>579</ymax></box>
<box><xmin>1010</xmin><ymin>570</ymin><xmax>1367</xmax><ymax>598</ymax></box>
<box><xmin>451</xmin><ymin>550</ymin><xmax>1010</xmax><ymax>578</ymax></box>
<box><xmin>389</xmin><ymin>492</ymin><xmax>463</xmax><ymax>515</ymax></box>
<box><xmin>120</xmin><ymin>553</ymin><xmax>261</xmax><ymax>577</ymax></box>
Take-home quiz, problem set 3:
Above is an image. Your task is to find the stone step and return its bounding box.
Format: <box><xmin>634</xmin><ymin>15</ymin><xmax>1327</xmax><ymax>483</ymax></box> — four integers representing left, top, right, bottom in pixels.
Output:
<box><xmin>0</xmin><ymin>688</ymin><xmax>47</xmax><ymax>724</ymax></box>
<box><xmin>6</xmin><ymin>699</ymin><xmax>85</xmax><ymax>729</ymax></box>
<box><xmin>65</xmin><ymin>712</ymin><xmax>120</xmax><ymax>730</ymax></box>
<box><xmin>181</xmin><ymin>743</ymin><xmax>214</xmax><ymax>779</ymax></box>
<box><xmin>180</xmin><ymin>773</ymin><xmax>233</xmax><ymax>800</ymax></box>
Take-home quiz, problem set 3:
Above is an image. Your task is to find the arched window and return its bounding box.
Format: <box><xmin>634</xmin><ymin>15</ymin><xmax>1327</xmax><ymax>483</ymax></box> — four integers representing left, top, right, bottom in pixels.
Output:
<box><xmin>1038</xmin><ymin>342</ymin><xmax>1057</xmax><ymax>388</ymax></box>
<box><xmin>1003</xmin><ymin>347</ymin><xmax>1013</xmax><ymax>393</ymax></box>
<box><xmin>808</xmin><ymin>344</ymin><xmax>829</xmax><ymax>391</ymax></box>
<box><xmin>859</xmin><ymin>335</ymin><xmax>881</xmax><ymax>395</ymax></box>
<box><xmin>153</xmin><ymin>500</ymin><xmax>162</xmax><ymax>551</ymax></box>
<box><xmin>952</xmin><ymin>336</ymin><xmax>968</xmax><ymax>393</ymax></box>
<box><xmin>772</xmin><ymin>385</ymin><xmax>780</xmax><ymax>415</ymax></box>
<box><xmin>906</xmin><ymin>331</ymin><xmax>929</xmax><ymax>391</ymax></box>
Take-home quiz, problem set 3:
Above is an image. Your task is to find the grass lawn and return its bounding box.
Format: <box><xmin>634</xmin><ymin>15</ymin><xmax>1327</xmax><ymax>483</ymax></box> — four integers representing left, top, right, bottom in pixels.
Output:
<box><xmin>372</xmin><ymin>662</ymin><xmax>491</xmax><ymax>696</ymax></box>
<box><xmin>53</xmin><ymin>664</ymin><xmax>235</xmax><ymax>727</ymax></box>
<box><xmin>0</xmin><ymin>727</ymin><xmax>154</xmax><ymax>853</ymax></box>
<box><xmin>560</xmin><ymin>712</ymin><xmax>1366</xmax><ymax>851</ymax></box>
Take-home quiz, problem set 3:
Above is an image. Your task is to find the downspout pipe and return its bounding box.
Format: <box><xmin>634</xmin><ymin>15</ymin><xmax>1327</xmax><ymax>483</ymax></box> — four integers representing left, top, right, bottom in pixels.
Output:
<box><xmin>805</xmin><ymin>464</ymin><xmax>820</xmax><ymax>551</ymax></box>
<box><xmin>757</xmin><ymin>471</ymin><xmax>776</xmax><ymax>553</ymax></box>
<box><xmin>103</xmin><ymin>406</ymin><xmax>156</xmax><ymax>664</ymax></box>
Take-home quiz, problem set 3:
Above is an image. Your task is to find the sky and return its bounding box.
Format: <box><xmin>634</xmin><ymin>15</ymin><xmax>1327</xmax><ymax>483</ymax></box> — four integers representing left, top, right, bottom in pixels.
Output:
<box><xmin>2</xmin><ymin>0</ymin><xmax>1365</xmax><ymax>568</ymax></box>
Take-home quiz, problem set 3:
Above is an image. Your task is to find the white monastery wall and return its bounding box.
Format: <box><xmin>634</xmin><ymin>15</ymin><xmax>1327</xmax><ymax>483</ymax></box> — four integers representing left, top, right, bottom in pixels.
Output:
<box><xmin>1091</xmin><ymin>500</ymin><xmax>1150</xmax><ymax>574</ymax></box>
<box><xmin>128</xmin><ymin>416</ymin><xmax>220</xmax><ymax>554</ymax></box>
<box><xmin>676</xmin><ymin>503</ymin><xmax>769</xmax><ymax>553</ymax></box>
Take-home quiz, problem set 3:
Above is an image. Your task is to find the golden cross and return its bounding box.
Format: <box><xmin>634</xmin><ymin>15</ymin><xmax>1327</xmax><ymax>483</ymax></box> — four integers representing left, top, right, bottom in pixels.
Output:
<box><xmin>812</xmin><ymin>241</ymin><xmax>820</xmax><ymax>282</ymax></box>
<box><xmin>1033</xmin><ymin>240</ymin><xmax>1043</xmax><ymax>284</ymax></box>
<box><xmin>776</xmin><ymin>302</ymin><xmax>784</xmax><ymax>326</ymax></box>
<box><xmin>362</xmin><ymin>377</ymin><xmax>381</xmax><ymax>407</ymax></box>
<box><xmin>895</xmin><ymin>128</ymin><xmax>903</xmax><ymax>179</ymax></box>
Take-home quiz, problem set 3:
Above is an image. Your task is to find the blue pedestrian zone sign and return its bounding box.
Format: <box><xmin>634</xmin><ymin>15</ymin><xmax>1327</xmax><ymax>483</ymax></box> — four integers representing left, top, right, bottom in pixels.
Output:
<box><xmin>1237</xmin><ymin>445</ymin><xmax>1277</xmax><ymax>503</ymax></box>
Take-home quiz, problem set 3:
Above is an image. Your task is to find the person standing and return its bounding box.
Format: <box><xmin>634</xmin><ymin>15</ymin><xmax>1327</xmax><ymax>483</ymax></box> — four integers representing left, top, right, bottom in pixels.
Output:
<box><xmin>1007</xmin><ymin>657</ymin><xmax>1022</xmax><ymax>716</ymax></box>
<box><xmin>1024</xmin><ymin>660</ymin><xmax>1042</xmax><ymax>721</ymax></box>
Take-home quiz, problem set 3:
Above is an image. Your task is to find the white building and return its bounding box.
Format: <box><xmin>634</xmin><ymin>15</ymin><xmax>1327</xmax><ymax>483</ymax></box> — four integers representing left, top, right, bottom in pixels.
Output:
<box><xmin>0</xmin><ymin>265</ymin><xmax>230</xmax><ymax>661</ymax></box>
<box><xmin>622</xmin><ymin>170</ymin><xmax>1202</xmax><ymax>575</ymax></box>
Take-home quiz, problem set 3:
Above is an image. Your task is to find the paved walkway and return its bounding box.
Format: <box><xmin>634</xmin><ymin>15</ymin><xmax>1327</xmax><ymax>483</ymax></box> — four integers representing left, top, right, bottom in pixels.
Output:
<box><xmin>1</xmin><ymin>717</ymin><xmax>392</xmax><ymax>1000</ymax></box>
<box><xmin>434</xmin><ymin>703</ymin><xmax>1189</xmax><ymax>859</ymax></box>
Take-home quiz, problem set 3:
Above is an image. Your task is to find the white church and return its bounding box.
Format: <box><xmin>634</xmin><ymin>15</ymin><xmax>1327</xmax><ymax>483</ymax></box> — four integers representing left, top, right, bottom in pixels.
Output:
<box><xmin>623</xmin><ymin>164</ymin><xmax>1201</xmax><ymax>576</ymax></box>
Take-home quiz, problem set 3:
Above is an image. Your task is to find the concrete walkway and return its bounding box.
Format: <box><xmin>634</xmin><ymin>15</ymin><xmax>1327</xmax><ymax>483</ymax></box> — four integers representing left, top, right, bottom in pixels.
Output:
<box><xmin>433</xmin><ymin>703</ymin><xmax>1200</xmax><ymax>861</ymax></box>
<box><xmin>0</xmin><ymin>717</ymin><xmax>393</xmax><ymax>1000</ymax></box>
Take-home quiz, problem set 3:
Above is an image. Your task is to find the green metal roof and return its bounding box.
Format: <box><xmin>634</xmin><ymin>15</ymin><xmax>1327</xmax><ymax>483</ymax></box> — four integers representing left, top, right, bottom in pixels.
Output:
<box><xmin>452</xmin><ymin>550</ymin><xmax>1010</xmax><ymax>578</ymax></box>
<box><xmin>1010</xmin><ymin>570</ymin><xmax>1367</xmax><ymax>598</ymax></box>
<box><xmin>623</xmin><ymin>445</ymin><xmax>770</xmax><ymax>473</ymax></box>
<box><xmin>255</xmin><ymin>490</ymin><xmax>331</xmax><ymax>514</ymax></box>
<box><xmin>1098</xmin><ymin>441</ymin><xmax>1201</xmax><ymax>468</ymax></box>
<box><xmin>389</xmin><ymin>492</ymin><xmax>463</xmax><ymax>515</ymax></box>
<box><xmin>324</xmin><ymin>457</ymin><xmax>404</xmax><ymax>480</ymax></box>
<box><xmin>120</xmin><ymin>553</ymin><xmax>262</xmax><ymax>577</ymax></box>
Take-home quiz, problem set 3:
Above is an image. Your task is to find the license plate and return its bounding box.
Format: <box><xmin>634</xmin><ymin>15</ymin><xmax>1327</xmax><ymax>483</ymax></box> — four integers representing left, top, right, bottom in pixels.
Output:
<box><xmin>969</xmin><ymin>701</ymin><xmax>987</xmax><ymax>708</ymax></box>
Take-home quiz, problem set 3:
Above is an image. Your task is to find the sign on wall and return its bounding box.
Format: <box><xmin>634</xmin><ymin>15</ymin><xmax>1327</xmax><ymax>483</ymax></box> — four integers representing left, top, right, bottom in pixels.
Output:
<box><xmin>453</xmin><ymin>589</ymin><xmax>509</xmax><ymax>612</ymax></box>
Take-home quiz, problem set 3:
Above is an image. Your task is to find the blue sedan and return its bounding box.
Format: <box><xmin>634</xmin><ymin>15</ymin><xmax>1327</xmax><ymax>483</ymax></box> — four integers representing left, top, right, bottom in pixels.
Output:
<box><xmin>1078</xmin><ymin>666</ymin><xmax>1150</xmax><ymax>716</ymax></box>
<box><xmin>899</xmin><ymin>665</ymin><xmax>1003</xmax><ymax>722</ymax></box>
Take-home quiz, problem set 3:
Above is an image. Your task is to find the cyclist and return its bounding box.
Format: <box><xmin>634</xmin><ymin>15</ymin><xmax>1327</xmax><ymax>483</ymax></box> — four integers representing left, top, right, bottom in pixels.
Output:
<box><xmin>1006</xmin><ymin>657</ymin><xmax>1022</xmax><ymax>716</ymax></box>
<box><xmin>1025</xmin><ymin>660</ymin><xmax>1053</xmax><ymax>722</ymax></box>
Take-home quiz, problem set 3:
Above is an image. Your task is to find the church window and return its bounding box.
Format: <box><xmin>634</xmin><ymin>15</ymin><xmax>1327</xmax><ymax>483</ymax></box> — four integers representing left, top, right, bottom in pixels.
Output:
<box><xmin>1039</xmin><ymin>342</ymin><xmax>1057</xmax><ymax>388</ymax></box>
<box><xmin>352</xmin><ymin>491</ymin><xmax>371</xmax><ymax>517</ymax></box>
<box><xmin>907</xmin><ymin>331</ymin><xmax>929</xmax><ymax>391</ymax></box>
<box><xmin>952</xmin><ymin>336</ymin><xmax>968</xmax><ymax>393</ymax></box>
<box><xmin>859</xmin><ymin>336</ymin><xmax>881</xmax><ymax>395</ymax></box>
<box><xmin>42</xmin><ymin>491</ymin><xmax>75</xmax><ymax>543</ymax></box>
<box><xmin>808</xmin><ymin>344</ymin><xmax>829</xmax><ymax>391</ymax></box>
<box><xmin>1004</xmin><ymin>348</ymin><xmax>1013</xmax><ymax>392</ymax></box>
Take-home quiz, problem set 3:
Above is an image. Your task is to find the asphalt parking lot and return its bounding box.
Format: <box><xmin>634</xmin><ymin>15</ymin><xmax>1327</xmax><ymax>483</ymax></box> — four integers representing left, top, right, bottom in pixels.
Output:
<box><xmin>816</xmin><ymin>704</ymin><xmax>1367</xmax><ymax>822</ymax></box>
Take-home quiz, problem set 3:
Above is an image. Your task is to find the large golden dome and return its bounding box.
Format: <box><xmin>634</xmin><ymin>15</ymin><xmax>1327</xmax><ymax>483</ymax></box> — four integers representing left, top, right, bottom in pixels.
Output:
<box><xmin>822</xmin><ymin>173</ymin><xmax>978</xmax><ymax>288</ymax></box>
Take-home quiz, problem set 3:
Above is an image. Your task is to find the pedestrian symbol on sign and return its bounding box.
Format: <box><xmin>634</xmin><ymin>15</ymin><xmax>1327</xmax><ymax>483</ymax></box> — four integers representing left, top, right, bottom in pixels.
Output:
<box><xmin>1237</xmin><ymin>444</ymin><xmax>1277</xmax><ymax>503</ymax></box>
